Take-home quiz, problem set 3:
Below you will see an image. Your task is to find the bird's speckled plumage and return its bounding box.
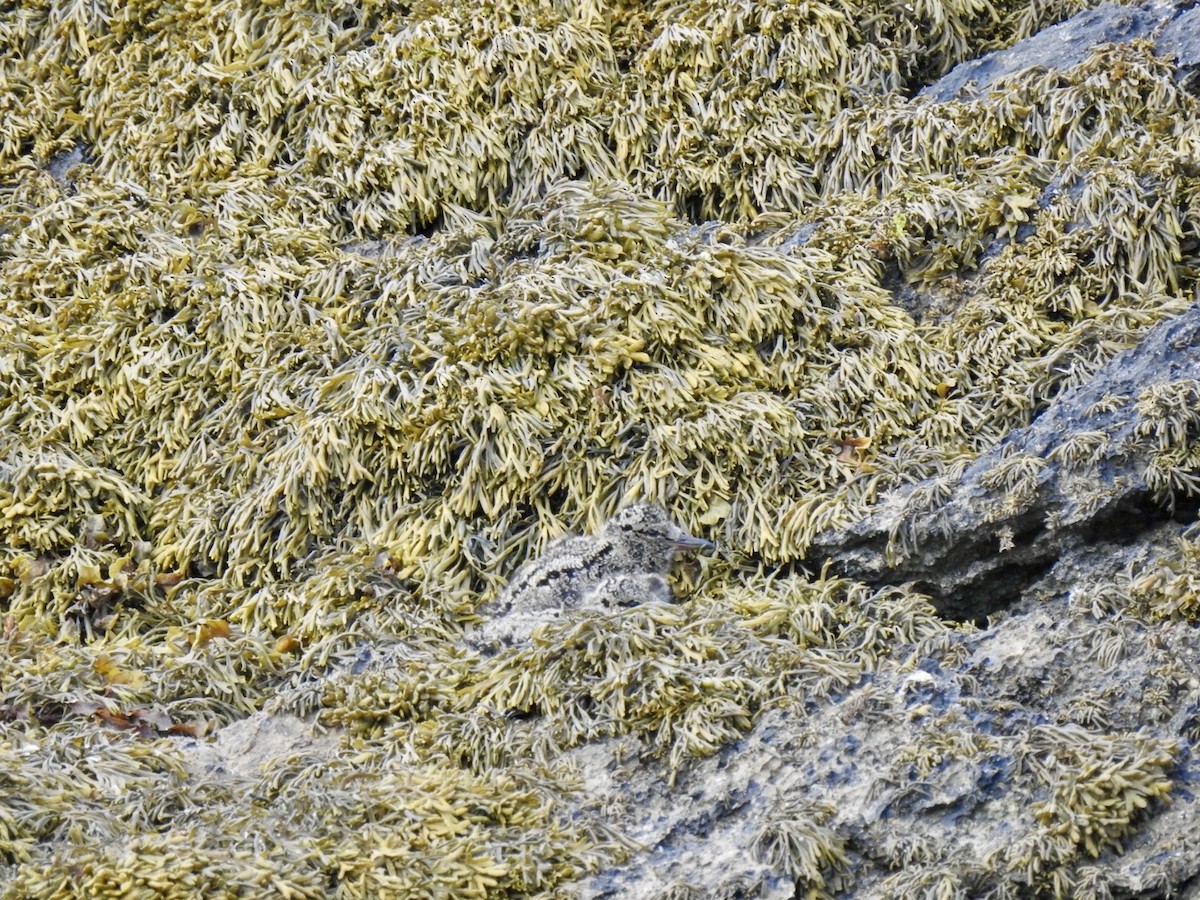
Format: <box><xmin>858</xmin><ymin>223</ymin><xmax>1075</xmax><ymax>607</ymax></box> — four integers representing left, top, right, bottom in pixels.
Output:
<box><xmin>470</xmin><ymin>503</ymin><xmax>713</xmax><ymax>651</ymax></box>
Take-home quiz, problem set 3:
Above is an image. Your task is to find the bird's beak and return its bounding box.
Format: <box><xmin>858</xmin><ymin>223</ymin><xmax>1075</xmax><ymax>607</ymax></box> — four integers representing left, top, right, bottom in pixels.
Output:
<box><xmin>670</xmin><ymin>535</ymin><xmax>715</xmax><ymax>553</ymax></box>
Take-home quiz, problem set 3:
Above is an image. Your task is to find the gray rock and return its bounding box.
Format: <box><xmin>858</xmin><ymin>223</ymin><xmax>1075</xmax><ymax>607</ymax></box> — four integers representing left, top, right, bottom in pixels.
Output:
<box><xmin>922</xmin><ymin>2</ymin><xmax>1193</xmax><ymax>102</ymax></box>
<box><xmin>1158</xmin><ymin>7</ymin><xmax>1200</xmax><ymax>86</ymax></box>
<box><xmin>808</xmin><ymin>302</ymin><xmax>1200</xmax><ymax>621</ymax></box>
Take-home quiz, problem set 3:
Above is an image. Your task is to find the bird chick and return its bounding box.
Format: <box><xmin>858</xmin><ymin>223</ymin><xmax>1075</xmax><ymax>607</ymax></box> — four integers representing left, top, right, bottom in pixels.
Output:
<box><xmin>471</xmin><ymin>503</ymin><xmax>713</xmax><ymax>651</ymax></box>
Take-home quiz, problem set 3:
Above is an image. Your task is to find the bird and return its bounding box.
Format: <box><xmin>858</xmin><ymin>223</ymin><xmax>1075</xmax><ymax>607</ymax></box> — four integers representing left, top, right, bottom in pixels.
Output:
<box><xmin>469</xmin><ymin>503</ymin><xmax>714</xmax><ymax>652</ymax></box>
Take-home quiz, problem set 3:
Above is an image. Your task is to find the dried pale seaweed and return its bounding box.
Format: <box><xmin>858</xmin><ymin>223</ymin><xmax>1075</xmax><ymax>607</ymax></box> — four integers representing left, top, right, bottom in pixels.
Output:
<box><xmin>1126</xmin><ymin>529</ymin><xmax>1200</xmax><ymax>622</ymax></box>
<box><xmin>3</xmin><ymin>741</ymin><xmax>602</xmax><ymax>898</ymax></box>
<box><xmin>0</xmin><ymin>0</ymin><xmax>1107</xmax><ymax>226</ymax></box>
<box><xmin>2</xmin><ymin>0</ymin><xmax>1200</xmax><ymax>894</ymax></box>
<box><xmin>1133</xmin><ymin>379</ymin><xmax>1200</xmax><ymax>504</ymax></box>
<box><xmin>752</xmin><ymin>797</ymin><xmax>850</xmax><ymax>896</ymax></box>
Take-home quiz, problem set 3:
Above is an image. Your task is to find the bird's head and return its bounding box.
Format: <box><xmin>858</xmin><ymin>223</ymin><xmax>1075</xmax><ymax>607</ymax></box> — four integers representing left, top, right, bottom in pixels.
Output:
<box><xmin>605</xmin><ymin>503</ymin><xmax>715</xmax><ymax>556</ymax></box>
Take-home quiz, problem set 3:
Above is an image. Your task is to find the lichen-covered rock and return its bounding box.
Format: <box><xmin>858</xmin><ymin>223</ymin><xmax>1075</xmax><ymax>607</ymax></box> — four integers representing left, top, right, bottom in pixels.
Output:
<box><xmin>2</xmin><ymin>0</ymin><xmax>1200</xmax><ymax>896</ymax></box>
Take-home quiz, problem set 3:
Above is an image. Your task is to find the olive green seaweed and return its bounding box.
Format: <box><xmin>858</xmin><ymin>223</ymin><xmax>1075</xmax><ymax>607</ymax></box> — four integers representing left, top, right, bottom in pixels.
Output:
<box><xmin>1</xmin><ymin>0</ymin><xmax>1199</xmax><ymax>894</ymax></box>
<box><xmin>1013</xmin><ymin>726</ymin><xmax>1176</xmax><ymax>892</ymax></box>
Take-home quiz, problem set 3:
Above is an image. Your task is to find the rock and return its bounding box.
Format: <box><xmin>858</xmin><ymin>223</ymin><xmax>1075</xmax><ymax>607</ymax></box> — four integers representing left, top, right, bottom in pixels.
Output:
<box><xmin>921</xmin><ymin>2</ymin><xmax>1193</xmax><ymax>102</ymax></box>
<box><xmin>809</xmin><ymin>302</ymin><xmax>1200</xmax><ymax>621</ymax></box>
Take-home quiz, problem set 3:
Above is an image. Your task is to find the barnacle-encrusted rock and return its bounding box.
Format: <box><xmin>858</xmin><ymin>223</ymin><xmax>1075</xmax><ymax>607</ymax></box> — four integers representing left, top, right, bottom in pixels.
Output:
<box><xmin>3</xmin><ymin>0</ymin><xmax>1200</xmax><ymax>896</ymax></box>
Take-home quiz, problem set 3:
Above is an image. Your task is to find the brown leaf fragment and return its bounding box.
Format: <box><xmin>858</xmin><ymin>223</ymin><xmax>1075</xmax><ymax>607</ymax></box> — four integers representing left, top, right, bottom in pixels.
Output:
<box><xmin>93</xmin><ymin>655</ymin><xmax>148</xmax><ymax>687</ymax></box>
<box><xmin>192</xmin><ymin>619</ymin><xmax>232</xmax><ymax>649</ymax></box>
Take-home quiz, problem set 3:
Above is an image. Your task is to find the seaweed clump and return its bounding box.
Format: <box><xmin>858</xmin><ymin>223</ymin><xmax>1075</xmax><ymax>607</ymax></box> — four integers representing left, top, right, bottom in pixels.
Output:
<box><xmin>1026</xmin><ymin>725</ymin><xmax>1176</xmax><ymax>860</ymax></box>
<box><xmin>752</xmin><ymin>798</ymin><xmax>850</xmax><ymax>896</ymax></box>
<box><xmin>1126</xmin><ymin>528</ymin><xmax>1200</xmax><ymax>622</ymax></box>
<box><xmin>1</xmin><ymin>0</ymin><xmax>1199</xmax><ymax>895</ymax></box>
<box><xmin>0</xmin><ymin>0</ymin><xmax>1103</xmax><ymax>228</ymax></box>
<box><xmin>3</xmin><ymin>734</ymin><xmax>605</xmax><ymax>898</ymax></box>
<box><xmin>982</xmin><ymin>725</ymin><xmax>1178</xmax><ymax>897</ymax></box>
<box><xmin>456</xmin><ymin>575</ymin><xmax>942</xmax><ymax>774</ymax></box>
<box><xmin>1134</xmin><ymin>379</ymin><xmax>1200</xmax><ymax>505</ymax></box>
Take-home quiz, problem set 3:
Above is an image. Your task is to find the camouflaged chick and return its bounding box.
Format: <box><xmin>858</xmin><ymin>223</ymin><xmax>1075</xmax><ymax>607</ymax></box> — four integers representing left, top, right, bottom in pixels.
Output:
<box><xmin>470</xmin><ymin>503</ymin><xmax>713</xmax><ymax>651</ymax></box>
